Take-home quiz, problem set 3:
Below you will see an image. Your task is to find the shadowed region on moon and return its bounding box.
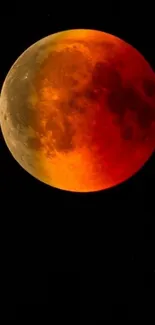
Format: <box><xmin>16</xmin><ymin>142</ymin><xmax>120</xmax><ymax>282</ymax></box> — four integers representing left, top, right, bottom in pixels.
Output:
<box><xmin>142</xmin><ymin>78</ymin><xmax>155</xmax><ymax>97</ymax></box>
<box><xmin>1</xmin><ymin>29</ymin><xmax>155</xmax><ymax>192</ymax></box>
<box><xmin>92</xmin><ymin>61</ymin><xmax>122</xmax><ymax>89</ymax></box>
<box><xmin>108</xmin><ymin>84</ymin><xmax>155</xmax><ymax>131</ymax></box>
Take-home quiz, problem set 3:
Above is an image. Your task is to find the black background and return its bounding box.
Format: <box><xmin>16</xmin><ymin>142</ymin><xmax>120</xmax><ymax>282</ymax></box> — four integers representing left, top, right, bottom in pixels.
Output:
<box><xmin>0</xmin><ymin>3</ymin><xmax>155</xmax><ymax>321</ymax></box>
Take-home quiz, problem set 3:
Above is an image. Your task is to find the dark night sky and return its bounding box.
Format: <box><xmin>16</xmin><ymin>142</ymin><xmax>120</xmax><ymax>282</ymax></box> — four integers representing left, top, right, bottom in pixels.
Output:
<box><xmin>0</xmin><ymin>4</ymin><xmax>155</xmax><ymax>321</ymax></box>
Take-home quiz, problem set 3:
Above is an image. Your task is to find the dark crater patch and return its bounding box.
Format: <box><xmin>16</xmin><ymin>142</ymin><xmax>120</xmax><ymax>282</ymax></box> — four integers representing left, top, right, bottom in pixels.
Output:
<box><xmin>121</xmin><ymin>125</ymin><xmax>133</xmax><ymax>140</ymax></box>
<box><xmin>142</xmin><ymin>78</ymin><xmax>155</xmax><ymax>97</ymax></box>
<box><xmin>100</xmin><ymin>41</ymin><xmax>116</xmax><ymax>52</ymax></box>
<box><xmin>84</xmin><ymin>86</ymin><xmax>104</xmax><ymax>102</ymax></box>
<box><xmin>108</xmin><ymin>83</ymin><xmax>155</xmax><ymax>131</ymax></box>
<box><xmin>26</xmin><ymin>137</ymin><xmax>42</xmax><ymax>150</ymax></box>
<box><xmin>92</xmin><ymin>61</ymin><xmax>122</xmax><ymax>90</ymax></box>
<box><xmin>18</xmin><ymin>105</ymin><xmax>38</xmax><ymax>129</ymax></box>
<box><xmin>107</xmin><ymin>90</ymin><xmax>127</xmax><ymax>119</ymax></box>
<box><xmin>69</xmin><ymin>99</ymin><xmax>84</xmax><ymax>114</ymax></box>
<box><xmin>68</xmin><ymin>94</ymin><xmax>86</xmax><ymax>114</ymax></box>
<box><xmin>137</xmin><ymin>102</ymin><xmax>155</xmax><ymax>129</ymax></box>
<box><xmin>68</xmin><ymin>91</ymin><xmax>92</xmax><ymax>115</ymax></box>
<box><xmin>122</xmin><ymin>87</ymin><xmax>142</xmax><ymax>111</ymax></box>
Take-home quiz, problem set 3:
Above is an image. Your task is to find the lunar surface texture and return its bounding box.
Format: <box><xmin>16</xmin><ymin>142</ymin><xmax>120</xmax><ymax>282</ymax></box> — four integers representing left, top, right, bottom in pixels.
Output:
<box><xmin>1</xmin><ymin>29</ymin><xmax>155</xmax><ymax>192</ymax></box>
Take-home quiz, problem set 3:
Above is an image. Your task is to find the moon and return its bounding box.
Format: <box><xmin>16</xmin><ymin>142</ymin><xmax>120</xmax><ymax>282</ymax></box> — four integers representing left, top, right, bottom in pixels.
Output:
<box><xmin>1</xmin><ymin>29</ymin><xmax>155</xmax><ymax>192</ymax></box>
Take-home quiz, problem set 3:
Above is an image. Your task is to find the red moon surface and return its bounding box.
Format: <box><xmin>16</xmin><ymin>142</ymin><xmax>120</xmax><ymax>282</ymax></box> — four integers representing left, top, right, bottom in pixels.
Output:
<box><xmin>1</xmin><ymin>29</ymin><xmax>155</xmax><ymax>192</ymax></box>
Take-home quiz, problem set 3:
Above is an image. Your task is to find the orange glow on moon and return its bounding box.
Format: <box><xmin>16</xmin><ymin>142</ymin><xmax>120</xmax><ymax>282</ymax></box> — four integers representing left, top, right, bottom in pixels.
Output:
<box><xmin>1</xmin><ymin>29</ymin><xmax>155</xmax><ymax>192</ymax></box>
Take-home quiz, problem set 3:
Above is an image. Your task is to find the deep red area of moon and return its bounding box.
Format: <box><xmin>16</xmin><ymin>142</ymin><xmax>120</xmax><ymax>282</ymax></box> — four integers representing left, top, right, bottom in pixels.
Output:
<box><xmin>88</xmin><ymin>58</ymin><xmax>155</xmax><ymax>186</ymax></box>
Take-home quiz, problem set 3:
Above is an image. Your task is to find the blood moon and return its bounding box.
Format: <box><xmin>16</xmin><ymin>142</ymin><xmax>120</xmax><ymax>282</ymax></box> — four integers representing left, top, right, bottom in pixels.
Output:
<box><xmin>1</xmin><ymin>29</ymin><xmax>155</xmax><ymax>192</ymax></box>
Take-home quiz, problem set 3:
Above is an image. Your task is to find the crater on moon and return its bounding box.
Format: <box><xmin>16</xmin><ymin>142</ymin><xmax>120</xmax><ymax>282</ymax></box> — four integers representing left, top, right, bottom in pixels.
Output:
<box><xmin>142</xmin><ymin>78</ymin><xmax>155</xmax><ymax>97</ymax></box>
<box><xmin>92</xmin><ymin>61</ymin><xmax>122</xmax><ymax>89</ymax></box>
